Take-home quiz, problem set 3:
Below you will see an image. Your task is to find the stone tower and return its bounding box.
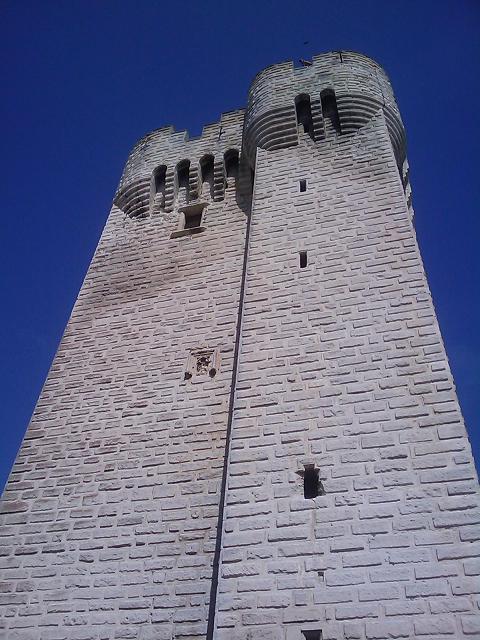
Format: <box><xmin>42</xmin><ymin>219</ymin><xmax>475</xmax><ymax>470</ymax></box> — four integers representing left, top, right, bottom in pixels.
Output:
<box><xmin>1</xmin><ymin>51</ymin><xmax>479</xmax><ymax>640</ymax></box>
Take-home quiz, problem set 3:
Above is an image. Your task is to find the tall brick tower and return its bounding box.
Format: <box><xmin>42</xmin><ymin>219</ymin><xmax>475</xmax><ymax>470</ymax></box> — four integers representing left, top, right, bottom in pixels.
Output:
<box><xmin>1</xmin><ymin>51</ymin><xmax>479</xmax><ymax>640</ymax></box>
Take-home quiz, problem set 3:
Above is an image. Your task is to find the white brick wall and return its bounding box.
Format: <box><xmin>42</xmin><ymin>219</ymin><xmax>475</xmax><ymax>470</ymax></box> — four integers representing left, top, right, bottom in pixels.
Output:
<box><xmin>214</xmin><ymin>114</ymin><xmax>480</xmax><ymax>638</ymax></box>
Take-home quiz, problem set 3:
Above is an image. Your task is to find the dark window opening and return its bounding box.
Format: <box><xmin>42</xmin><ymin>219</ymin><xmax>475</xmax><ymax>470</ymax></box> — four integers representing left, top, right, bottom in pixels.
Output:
<box><xmin>302</xmin><ymin>631</ymin><xmax>322</xmax><ymax>640</ymax></box>
<box><xmin>225</xmin><ymin>149</ymin><xmax>239</xmax><ymax>180</ymax></box>
<box><xmin>176</xmin><ymin>160</ymin><xmax>190</xmax><ymax>201</ymax></box>
<box><xmin>184</xmin><ymin>209</ymin><xmax>202</xmax><ymax>229</ymax></box>
<box><xmin>200</xmin><ymin>154</ymin><xmax>214</xmax><ymax>198</ymax></box>
<box><xmin>304</xmin><ymin>466</ymin><xmax>320</xmax><ymax>499</ymax></box>
<box><xmin>299</xmin><ymin>251</ymin><xmax>308</xmax><ymax>269</ymax></box>
<box><xmin>321</xmin><ymin>89</ymin><xmax>341</xmax><ymax>135</ymax></box>
<box><xmin>171</xmin><ymin>203</ymin><xmax>206</xmax><ymax>239</ymax></box>
<box><xmin>295</xmin><ymin>95</ymin><xmax>314</xmax><ymax>140</ymax></box>
<box><xmin>153</xmin><ymin>165</ymin><xmax>167</xmax><ymax>196</ymax></box>
<box><xmin>299</xmin><ymin>179</ymin><xmax>307</xmax><ymax>192</ymax></box>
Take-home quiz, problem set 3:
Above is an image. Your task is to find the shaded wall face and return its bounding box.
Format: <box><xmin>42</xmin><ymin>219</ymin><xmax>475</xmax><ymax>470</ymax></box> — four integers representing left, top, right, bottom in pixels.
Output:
<box><xmin>214</xmin><ymin>118</ymin><xmax>480</xmax><ymax>639</ymax></box>
<box><xmin>0</xmin><ymin>185</ymin><xmax>247</xmax><ymax>639</ymax></box>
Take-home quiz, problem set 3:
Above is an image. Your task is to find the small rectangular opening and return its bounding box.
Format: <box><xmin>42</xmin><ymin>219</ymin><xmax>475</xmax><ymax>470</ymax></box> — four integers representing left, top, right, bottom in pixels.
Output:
<box><xmin>299</xmin><ymin>179</ymin><xmax>307</xmax><ymax>192</ymax></box>
<box><xmin>184</xmin><ymin>210</ymin><xmax>202</xmax><ymax>229</ymax></box>
<box><xmin>170</xmin><ymin>203</ymin><xmax>206</xmax><ymax>239</ymax></box>
<box><xmin>304</xmin><ymin>466</ymin><xmax>320</xmax><ymax>499</ymax></box>
<box><xmin>299</xmin><ymin>251</ymin><xmax>308</xmax><ymax>269</ymax></box>
<box><xmin>302</xmin><ymin>631</ymin><xmax>322</xmax><ymax>640</ymax></box>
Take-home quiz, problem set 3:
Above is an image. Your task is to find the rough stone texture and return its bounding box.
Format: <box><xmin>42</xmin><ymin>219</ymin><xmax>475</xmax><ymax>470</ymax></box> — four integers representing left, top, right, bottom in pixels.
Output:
<box><xmin>1</xmin><ymin>50</ymin><xmax>479</xmax><ymax>639</ymax></box>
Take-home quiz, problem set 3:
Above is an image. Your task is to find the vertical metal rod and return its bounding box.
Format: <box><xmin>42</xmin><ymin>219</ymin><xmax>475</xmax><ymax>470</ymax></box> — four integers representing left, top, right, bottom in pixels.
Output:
<box><xmin>206</xmin><ymin>160</ymin><xmax>257</xmax><ymax>639</ymax></box>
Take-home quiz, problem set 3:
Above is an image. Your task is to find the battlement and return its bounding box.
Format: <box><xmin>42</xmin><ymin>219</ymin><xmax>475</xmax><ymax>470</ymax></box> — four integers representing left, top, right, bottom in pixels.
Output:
<box><xmin>114</xmin><ymin>51</ymin><xmax>406</xmax><ymax>219</ymax></box>
<box><xmin>114</xmin><ymin>109</ymin><xmax>247</xmax><ymax>219</ymax></box>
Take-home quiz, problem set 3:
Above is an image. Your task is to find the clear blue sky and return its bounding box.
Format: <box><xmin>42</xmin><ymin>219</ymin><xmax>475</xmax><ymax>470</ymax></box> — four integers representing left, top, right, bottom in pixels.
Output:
<box><xmin>0</xmin><ymin>0</ymin><xmax>479</xmax><ymax>490</ymax></box>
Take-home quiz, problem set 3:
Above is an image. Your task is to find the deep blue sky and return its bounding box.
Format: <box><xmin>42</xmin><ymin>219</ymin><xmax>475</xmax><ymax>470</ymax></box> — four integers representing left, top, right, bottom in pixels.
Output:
<box><xmin>0</xmin><ymin>1</ymin><xmax>479</xmax><ymax>490</ymax></box>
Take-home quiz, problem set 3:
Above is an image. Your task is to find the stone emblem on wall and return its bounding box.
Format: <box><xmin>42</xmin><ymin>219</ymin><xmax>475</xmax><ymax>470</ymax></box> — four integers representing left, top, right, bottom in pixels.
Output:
<box><xmin>184</xmin><ymin>348</ymin><xmax>220</xmax><ymax>380</ymax></box>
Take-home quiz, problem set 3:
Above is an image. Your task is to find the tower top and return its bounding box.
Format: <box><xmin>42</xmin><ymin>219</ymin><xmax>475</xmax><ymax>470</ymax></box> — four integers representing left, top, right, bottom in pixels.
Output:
<box><xmin>243</xmin><ymin>50</ymin><xmax>404</xmax><ymax>164</ymax></box>
<box><xmin>114</xmin><ymin>51</ymin><xmax>406</xmax><ymax>219</ymax></box>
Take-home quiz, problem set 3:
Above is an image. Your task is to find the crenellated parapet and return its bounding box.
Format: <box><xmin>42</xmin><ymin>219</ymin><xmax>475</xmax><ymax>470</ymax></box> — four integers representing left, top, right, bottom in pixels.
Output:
<box><xmin>114</xmin><ymin>109</ymin><xmax>250</xmax><ymax>219</ymax></box>
<box><xmin>243</xmin><ymin>50</ymin><xmax>406</xmax><ymax>168</ymax></box>
<box><xmin>114</xmin><ymin>51</ymin><xmax>408</xmax><ymax>220</ymax></box>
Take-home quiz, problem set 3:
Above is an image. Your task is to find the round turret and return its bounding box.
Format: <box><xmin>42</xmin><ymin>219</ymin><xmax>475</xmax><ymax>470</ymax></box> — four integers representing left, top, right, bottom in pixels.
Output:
<box><xmin>243</xmin><ymin>50</ymin><xmax>405</xmax><ymax>167</ymax></box>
